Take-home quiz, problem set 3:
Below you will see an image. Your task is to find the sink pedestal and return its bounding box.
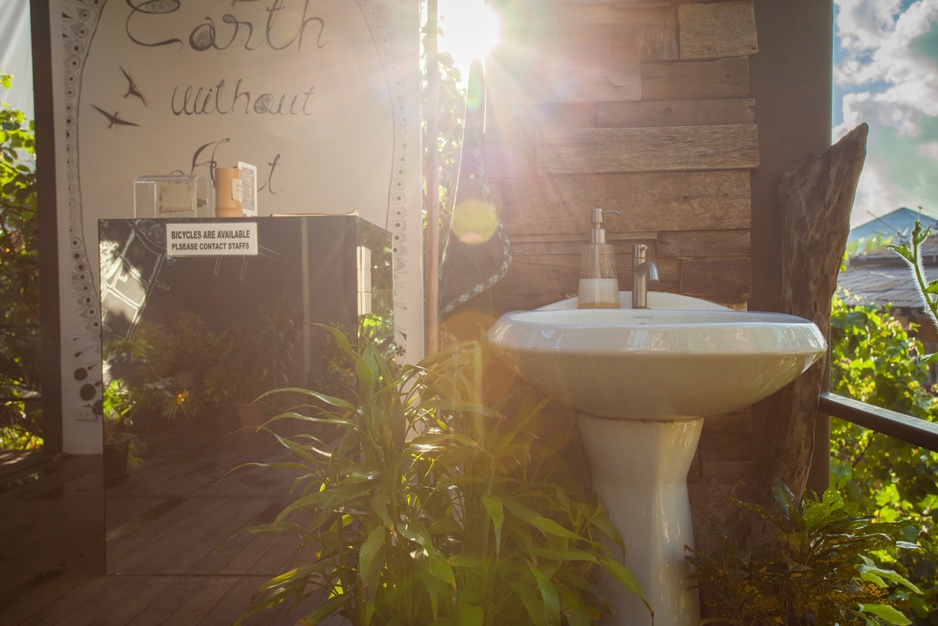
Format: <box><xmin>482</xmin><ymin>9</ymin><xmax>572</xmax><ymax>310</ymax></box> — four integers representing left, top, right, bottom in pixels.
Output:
<box><xmin>578</xmin><ymin>414</ymin><xmax>703</xmax><ymax>626</ymax></box>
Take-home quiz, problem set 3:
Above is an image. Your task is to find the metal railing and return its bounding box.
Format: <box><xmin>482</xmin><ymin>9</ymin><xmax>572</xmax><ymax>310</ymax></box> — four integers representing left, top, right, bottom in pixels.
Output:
<box><xmin>819</xmin><ymin>391</ymin><xmax>938</xmax><ymax>453</ymax></box>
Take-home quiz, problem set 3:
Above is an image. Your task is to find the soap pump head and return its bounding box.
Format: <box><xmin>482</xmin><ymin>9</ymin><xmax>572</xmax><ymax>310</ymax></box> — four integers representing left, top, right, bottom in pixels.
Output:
<box><xmin>590</xmin><ymin>208</ymin><xmax>620</xmax><ymax>244</ymax></box>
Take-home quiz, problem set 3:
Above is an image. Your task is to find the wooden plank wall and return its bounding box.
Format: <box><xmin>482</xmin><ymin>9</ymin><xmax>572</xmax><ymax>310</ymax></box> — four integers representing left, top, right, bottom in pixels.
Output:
<box><xmin>482</xmin><ymin>0</ymin><xmax>760</xmax><ymax>484</ymax></box>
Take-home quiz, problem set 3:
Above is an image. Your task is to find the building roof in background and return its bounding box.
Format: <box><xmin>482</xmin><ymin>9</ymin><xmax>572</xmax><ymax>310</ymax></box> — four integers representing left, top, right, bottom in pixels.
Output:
<box><xmin>838</xmin><ymin>265</ymin><xmax>930</xmax><ymax>309</ymax></box>
<box><xmin>848</xmin><ymin>207</ymin><xmax>938</xmax><ymax>244</ymax></box>
<box><xmin>839</xmin><ymin>238</ymin><xmax>938</xmax><ymax>309</ymax></box>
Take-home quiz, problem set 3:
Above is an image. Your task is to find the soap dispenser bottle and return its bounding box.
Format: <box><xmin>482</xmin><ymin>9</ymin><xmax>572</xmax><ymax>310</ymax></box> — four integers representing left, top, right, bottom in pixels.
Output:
<box><xmin>578</xmin><ymin>208</ymin><xmax>621</xmax><ymax>309</ymax></box>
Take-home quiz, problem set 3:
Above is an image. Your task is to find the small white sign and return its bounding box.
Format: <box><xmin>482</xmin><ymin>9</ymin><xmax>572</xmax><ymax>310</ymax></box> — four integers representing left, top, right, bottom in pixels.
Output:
<box><xmin>165</xmin><ymin>222</ymin><xmax>258</xmax><ymax>257</ymax></box>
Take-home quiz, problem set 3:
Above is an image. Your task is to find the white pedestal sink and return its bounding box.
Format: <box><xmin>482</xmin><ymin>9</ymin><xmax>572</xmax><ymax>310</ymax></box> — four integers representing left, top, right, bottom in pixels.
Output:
<box><xmin>487</xmin><ymin>292</ymin><xmax>826</xmax><ymax>626</ymax></box>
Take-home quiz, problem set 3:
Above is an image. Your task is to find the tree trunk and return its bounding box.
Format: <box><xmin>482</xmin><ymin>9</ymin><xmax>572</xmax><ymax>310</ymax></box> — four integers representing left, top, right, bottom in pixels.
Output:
<box><xmin>745</xmin><ymin>123</ymin><xmax>868</xmax><ymax>548</ymax></box>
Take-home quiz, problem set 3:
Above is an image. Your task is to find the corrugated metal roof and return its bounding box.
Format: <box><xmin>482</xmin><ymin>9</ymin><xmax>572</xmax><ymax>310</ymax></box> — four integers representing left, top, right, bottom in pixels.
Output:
<box><xmin>848</xmin><ymin>207</ymin><xmax>938</xmax><ymax>243</ymax></box>
<box><xmin>838</xmin><ymin>264</ymin><xmax>938</xmax><ymax>308</ymax></box>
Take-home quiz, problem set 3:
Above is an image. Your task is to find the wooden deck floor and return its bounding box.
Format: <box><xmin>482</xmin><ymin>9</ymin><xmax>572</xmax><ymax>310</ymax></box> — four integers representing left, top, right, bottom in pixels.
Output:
<box><xmin>0</xmin><ymin>420</ymin><xmax>342</xmax><ymax>625</ymax></box>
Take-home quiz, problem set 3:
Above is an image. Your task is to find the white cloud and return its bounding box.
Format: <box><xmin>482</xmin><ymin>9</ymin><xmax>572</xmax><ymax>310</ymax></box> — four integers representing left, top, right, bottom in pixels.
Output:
<box><xmin>850</xmin><ymin>154</ymin><xmax>903</xmax><ymax>226</ymax></box>
<box><xmin>834</xmin><ymin>0</ymin><xmax>938</xmax><ymax>136</ymax></box>
<box><xmin>835</xmin><ymin>0</ymin><xmax>902</xmax><ymax>56</ymax></box>
<box><xmin>917</xmin><ymin>141</ymin><xmax>938</xmax><ymax>161</ymax></box>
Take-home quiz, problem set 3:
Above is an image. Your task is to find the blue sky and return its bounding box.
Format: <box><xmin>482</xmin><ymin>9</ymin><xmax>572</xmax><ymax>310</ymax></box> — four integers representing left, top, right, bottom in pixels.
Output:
<box><xmin>833</xmin><ymin>0</ymin><xmax>938</xmax><ymax>227</ymax></box>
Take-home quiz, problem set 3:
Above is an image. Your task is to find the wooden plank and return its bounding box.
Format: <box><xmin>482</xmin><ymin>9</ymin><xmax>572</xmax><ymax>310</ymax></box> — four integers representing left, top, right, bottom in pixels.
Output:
<box><xmin>680</xmin><ymin>256</ymin><xmax>752</xmax><ymax>299</ymax></box>
<box><xmin>1</xmin><ymin>458</ymin><xmax>104</xmax><ymax>608</ymax></box>
<box><xmin>551</xmin><ymin>4</ymin><xmax>675</xmax><ymax>24</ymax></box>
<box><xmin>128</xmin><ymin>577</ymin><xmax>210</xmax><ymax>626</ymax></box>
<box><xmin>191</xmin><ymin>516</ymin><xmax>286</xmax><ymax>575</ymax></box>
<box><xmin>679</xmin><ymin>0</ymin><xmax>758</xmax><ymax>60</ymax></box>
<box><xmin>555</xmin><ymin>21</ymin><xmax>615</xmax><ymax>60</ymax></box>
<box><xmin>494</xmin><ymin>252</ymin><xmax>681</xmax><ymax>299</ymax></box>
<box><xmin>597</xmin><ymin>98</ymin><xmax>755</xmax><ymax>128</ymax></box>
<box><xmin>613</xmin><ymin>11</ymin><xmax>679</xmax><ymax>60</ymax></box>
<box><xmin>1</xmin><ymin>568</ymin><xmax>98</xmax><ymax>625</ymax></box>
<box><xmin>483</xmin><ymin>127</ymin><xmax>538</xmax><ymax>179</ymax></box>
<box><xmin>657</xmin><ymin>230</ymin><xmax>751</xmax><ymax>258</ymax></box>
<box><xmin>509</xmin><ymin>236</ymin><xmax>658</xmax><ymax>257</ymax></box>
<box><xmin>488</xmin><ymin>102</ymin><xmax>599</xmax><ymax>130</ymax></box>
<box><xmin>155</xmin><ymin>498</ymin><xmax>275</xmax><ymax>574</ymax></box>
<box><xmin>167</xmin><ymin>576</ymin><xmax>242</xmax><ymax>625</ymax></box>
<box><xmin>17</xmin><ymin>576</ymin><xmax>111</xmax><ymax>626</ymax></box>
<box><xmin>107</xmin><ymin>496</ymin><xmax>232</xmax><ymax>573</ymax></box>
<box><xmin>641</xmin><ymin>57</ymin><xmax>750</xmax><ymax>100</ymax></box>
<box><xmin>545</xmin><ymin>7</ymin><xmax>679</xmax><ymax>60</ymax></box>
<box><xmin>492</xmin><ymin>171</ymin><xmax>751</xmax><ymax>236</ymax></box>
<box><xmin>543</xmin><ymin>58</ymin><xmax>642</xmax><ymax>103</ymax></box>
<box><xmin>487</xmin><ymin>47</ymin><xmax>641</xmax><ymax>104</ymax></box>
<box><xmin>537</xmin><ymin>124</ymin><xmax>759</xmax><ymax>175</ymax></box>
<box><xmin>84</xmin><ymin>576</ymin><xmax>181</xmax><ymax>625</ymax></box>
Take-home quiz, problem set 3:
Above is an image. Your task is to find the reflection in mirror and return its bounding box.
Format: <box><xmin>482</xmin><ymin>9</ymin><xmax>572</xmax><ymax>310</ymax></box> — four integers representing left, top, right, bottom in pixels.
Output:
<box><xmin>98</xmin><ymin>216</ymin><xmax>393</xmax><ymax>575</ymax></box>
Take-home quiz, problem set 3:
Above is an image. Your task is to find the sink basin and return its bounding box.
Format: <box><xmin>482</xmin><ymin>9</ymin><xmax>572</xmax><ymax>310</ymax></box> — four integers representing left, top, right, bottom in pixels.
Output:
<box><xmin>487</xmin><ymin>295</ymin><xmax>827</xmax><ymax>420</ymax></box>
<box><xmin>487</xmin><ymin>292</ymin><xmax>826</xmax><ymax>626</ymax></box>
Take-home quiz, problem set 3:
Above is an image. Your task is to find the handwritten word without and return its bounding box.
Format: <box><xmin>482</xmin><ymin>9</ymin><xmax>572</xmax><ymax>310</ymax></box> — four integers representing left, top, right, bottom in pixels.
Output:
<box><xmin>171</xmin><ymin>79</ymin><xmax>315</xmax><ymax>116</ymax></box>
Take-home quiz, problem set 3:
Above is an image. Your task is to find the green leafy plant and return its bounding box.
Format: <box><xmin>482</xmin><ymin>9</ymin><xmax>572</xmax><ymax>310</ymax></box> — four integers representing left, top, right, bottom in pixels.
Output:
<box><xmin>104</xmin><ymin>319</ymin><xmax>208</xmax><ymax>426</ymax></box>
<box><xmin>309</xmin><ymin>313</ymin><xmax>397</xmax><ymax>406</ymax></box>
<box><xmin>830</xmin><ymin>293</ymin><xmax>938</xmax><ymax>621</ymax></box>
<box><xmin>230</xmin><ymin>328</ymin><xmax>644</xmax><ymax>625</ymax></box>
<box><xmin>888</xmin><ymin>219</ymin><xmax>938</xmax><ymax>344</ymax></box>
<box><xmin>686</xmin><ymin>480</ymin><xmax>922</xmax><ymax>626</ymax></box>
<box><xmin>0</xmin><ymin>70</ymin><xmax>40</xmax><ymax>450</ymax></box>
<box><xmin>101</xmin><ymin>379</ymin><xmax>144</xmax><ymax>469</ymax></box>
<box><xmin>202</xmin><ymin>300</ymin><xmax>301</xmax><ymax>408</ymax></box>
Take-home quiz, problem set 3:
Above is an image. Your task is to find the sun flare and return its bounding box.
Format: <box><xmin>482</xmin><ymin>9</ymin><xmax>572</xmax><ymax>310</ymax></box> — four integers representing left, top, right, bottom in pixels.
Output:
<box><xmin>437</xmin><ymin>0</ymin><xmax>500</xmax><ymax>80</ymax></box>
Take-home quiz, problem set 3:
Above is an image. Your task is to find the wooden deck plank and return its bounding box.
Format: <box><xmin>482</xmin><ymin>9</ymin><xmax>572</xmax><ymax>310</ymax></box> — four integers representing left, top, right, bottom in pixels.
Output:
<box><xmin>48</xmin><ymin>574</ymin><xmax>151</xmax><ymax>626</ymax></box>
<box><xmin>127</xmin><ymin>577</ymin><xmax>212</xmax><ymax>626</ymax></box>
<box><xmin>84</xmin><ymin>576</ymin><xmax>187</xmax><ymax>625</ymax></box>
<box><xmin>0</xmin><ymin>426</ymin><xmax>339</xmax><ymax>624</ymax></box>
<box><xmin>109</xmin><ymin>497</ymin><xmax>235</xmax><ymax>574</ymax></box>
<box><xmin>172</xmin><ymin>500</ymin><xmax>281</xmax><ymax>574</ymax></box>
<box><xmin>2</xmin><ymin>568</ymin><xmax>107</xmax><ymax>626</ymax></box>
<box><xmin>162</xmin><ymin>576</ymin><xmax>242</xmax><ymax>625</ymax></box>
<box><xmin>105</xmin><ymin>496</ymin><xmax>229</xmax><ymax>570</ymax></box>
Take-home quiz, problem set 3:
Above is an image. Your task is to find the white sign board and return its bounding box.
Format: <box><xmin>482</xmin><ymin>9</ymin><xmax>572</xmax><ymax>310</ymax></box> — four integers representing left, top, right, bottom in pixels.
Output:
<box><xmin>165</xmin><ymin>222</ymin><xmax>259</xmax><ymax>257</ymax></box>
<box><xmin>47</xmin><ymin>0</ymin><xmax>422</xmax><ymax>453</ymax></box>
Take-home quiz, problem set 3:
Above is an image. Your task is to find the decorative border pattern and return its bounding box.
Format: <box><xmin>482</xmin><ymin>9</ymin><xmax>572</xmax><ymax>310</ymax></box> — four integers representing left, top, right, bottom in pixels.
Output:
<box><xmin>60</xmin><ymin>0</ymin><xmax>106</xmax><ymax>423</ymax></box>
<box><xmin>354</xmin><ymin>0</ymin><xmax>415</xmax><ymax>356</ymax></box>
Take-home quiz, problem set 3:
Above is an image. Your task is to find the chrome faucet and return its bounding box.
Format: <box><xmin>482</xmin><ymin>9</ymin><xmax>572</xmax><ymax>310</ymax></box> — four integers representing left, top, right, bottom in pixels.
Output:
<box><xmin>632</xmin><ymin>244</ymin><xmax>660</xmax><ymax>309</ymax></box>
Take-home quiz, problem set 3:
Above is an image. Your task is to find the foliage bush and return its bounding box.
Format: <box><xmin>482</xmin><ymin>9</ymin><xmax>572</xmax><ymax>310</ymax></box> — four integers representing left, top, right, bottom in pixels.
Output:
<box><xmin>0</xmin><ymin>70</ymin><xmax>40</xmax><ymax>449</ymax></box>
<box><xmin>686</xmin><ymin>479</ymin><xmax>921</xmax><ymax>625</ymax></box>
<box><xmin>231</xmin><ymin>329</ymin><xmax>644</xmax><ymax>625</ymax></box>
<box><xmin>830</xmin><ymin>293</ymin><xmax>938</xmax><ymax>623</ymax></box>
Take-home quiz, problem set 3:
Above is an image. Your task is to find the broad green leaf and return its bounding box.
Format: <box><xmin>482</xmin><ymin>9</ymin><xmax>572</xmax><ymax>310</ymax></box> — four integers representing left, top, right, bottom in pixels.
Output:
<box><xmin>508</xmin><ymin>580</ymin><xmax>549</xmax><ymax>625</ymax></box>
<box><xmin>859</xmin><ymin>603</ymin><xmax>912</xmax><ymax>625</ymax></box>
<box><xmin>502</xmin><ymin>497</ymin><xmax>585</xmax><ymax>541</ymax></box>
<box><xmin>857</xmin><ymin>558</ymin><xmax>923</xmax><ymax>594</ymax></box>
<box><xmin>483</xmin><ymin>493</ymin><xmax>505</xmax><ymax>553</ymax></box>
<box><xmin>360</xmin><ymin>526</ymin><xmax>387</xmax><ymax>592</ymax></box>
<box><xmin>429</xmin><ymin>548</ymin><xmax>456</xmax><ymax>588</ymax></box>
<box><xmin>525</xmin><ymin>559</ymin><xmax>561</xmax><ymax>621</ymax></box>
<box><xmin>598</xmin><ymin>556</ymin><xmax>647</xmax><ymax>603</ymax></box>
<box><xmin>457</xmin><ymin>604</ymin><xmax>485</xmax><ymax>626</ymax></box>
<box><xmin>448</xmin><ymin>552</ymin><xmax>483</xmax><ymax>569</ymax></box>
<box><xmin>360</xmin><ymin>526</ymin><xmax>386</xmax><ymax>625</ymax></box>
<box><xmin>532</xmin><ymin>547</ymin><xmax>599</xmax><ymax>564</ymax></box>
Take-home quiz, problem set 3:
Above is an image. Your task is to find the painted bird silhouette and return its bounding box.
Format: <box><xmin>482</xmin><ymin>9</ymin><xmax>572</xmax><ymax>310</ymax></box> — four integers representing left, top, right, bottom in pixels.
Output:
<box><xmin>91</xmin><ymin>105</ymin><xmax>140</xmax><ymax>128</ymax></box>
<box><xmin>120</xmin><ymin>66</ymin><xmax>147</xmax><ymax>107</ymax></box>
